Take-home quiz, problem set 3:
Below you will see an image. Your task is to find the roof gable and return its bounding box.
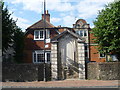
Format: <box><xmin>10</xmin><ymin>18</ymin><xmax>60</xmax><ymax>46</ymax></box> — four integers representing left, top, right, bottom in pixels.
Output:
<box><xmin>27</xmin><ymin>20</ymin><xmax>55</xmax><ymax>29</ymax></box>
<box><xmin>51</xmin><ymin>29</ymin><xmax>85</xmax><ymax>43</ymax></box>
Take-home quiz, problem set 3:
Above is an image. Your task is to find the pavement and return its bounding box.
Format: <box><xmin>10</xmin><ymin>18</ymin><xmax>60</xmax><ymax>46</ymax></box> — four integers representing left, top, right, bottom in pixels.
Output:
<box><xmin>1</xmin><ymin>80</ymin><xmax>120</xmax><ymax>88</ymax></box>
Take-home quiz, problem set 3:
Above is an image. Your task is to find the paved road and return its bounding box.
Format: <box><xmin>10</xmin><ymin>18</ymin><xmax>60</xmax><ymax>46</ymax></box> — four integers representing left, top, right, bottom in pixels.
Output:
<box><xmin>2</xmin><ymin>80</ymin><xmax>120</xmax><ymax>88</ymax></box>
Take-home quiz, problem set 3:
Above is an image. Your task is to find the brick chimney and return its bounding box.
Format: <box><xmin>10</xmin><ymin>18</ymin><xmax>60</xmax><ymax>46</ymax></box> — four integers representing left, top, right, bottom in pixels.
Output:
<box><xmin>42</xmin><ymin>10</ymin><xmax>50</xmax><ymax>22</ymax></box>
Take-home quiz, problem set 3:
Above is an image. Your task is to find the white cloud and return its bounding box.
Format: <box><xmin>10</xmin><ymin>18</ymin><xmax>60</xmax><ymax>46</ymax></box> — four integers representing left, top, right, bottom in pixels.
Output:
<box><xmin>4</xmin><ymin>0</ymin><xmax>115</xmax><ymax>29</ymax></box>
<box><xmin>6</xmin><ymin>0</ymin><xmax>43</xmax><ymax>13</ymax></box>
<box><xmin>77</xmin><ymin>4</ymin><xmax>103</xmax><ymax>19</ymax></box>
<box><xmin>46</xmin><ymin>1</ymin><xmax>74</xmax><ymax>12</ymax></box>
<box><xmin>12</xmin><ymin>16</ymin><xmax>29</xmax><ymax>23</ymax></box>
<box><xmin>51</xmin><ymin>17</ymin><xmax>61</xmax><ymax>23</ymax></box>
<box><xmin>76</xmin><ymin>0</ymin><xmax>114</xmax><ymax>19</ymax></box>
<box><xmin>62</xmin><ymin>15</ymin><xmax>75</xmax><ymax>27</ymax></box>
<box><xmin>5</xmin><ymin>0</ymin><xmax>114</xmax><ymax>16</ymax></box>
<box><xmin>5</xmin><ymin>0</ymin><xmax>74</xmax><ymax>13</ymax></box>
<box><xmin>90</xmin><ymin>25</ymin><xmax>95</xmax><ymax>28</ymax></box>
<box><xmin>19</xmin><ymin>11</ymin><xmax>23</xmax><ymax>14</ymax></box>
<box><xmin>11</xmin><ymin>15</ymin><xmax>30</xmax><ymax>32</ymax></box>
<box><xmin>86</xmin><ymin>0</ymin><xmax>114</xmax><ymax>3</ymax></box>
<box><xmin>17</xmin><ymin>22</ymin><xmax>30</xmax><ymax>32</ymax></box>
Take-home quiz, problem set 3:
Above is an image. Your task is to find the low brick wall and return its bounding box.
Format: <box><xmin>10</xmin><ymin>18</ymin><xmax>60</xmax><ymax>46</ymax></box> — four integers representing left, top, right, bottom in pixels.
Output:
<box><xmin>87</xmin><ymin>62</ymin><xmax>120</xmax><ymax>80</ymax></box>
<box><xmin>2</xmin><ymin>63</ymin><xmax>51</xmax><ymax>82</ymax></box>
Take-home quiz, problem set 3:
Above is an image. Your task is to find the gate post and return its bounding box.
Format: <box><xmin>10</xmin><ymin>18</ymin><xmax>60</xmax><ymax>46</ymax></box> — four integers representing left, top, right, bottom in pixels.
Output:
<box><xmin>51</xmin><ymin>43</ymin><xmax>58</xmax><ymax>80</ymax></box>
<box><xmin>78</xmin><ymin>42</ymin><xmax>85</xmax><ymax>79</ymax></box>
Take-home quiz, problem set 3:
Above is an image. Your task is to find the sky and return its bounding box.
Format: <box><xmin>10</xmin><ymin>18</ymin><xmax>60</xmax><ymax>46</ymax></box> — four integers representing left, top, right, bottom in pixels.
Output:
<box><xmin>4</xmin><ymin>0</ymin><xmax>114</xmax><ymax>32</ymax></box>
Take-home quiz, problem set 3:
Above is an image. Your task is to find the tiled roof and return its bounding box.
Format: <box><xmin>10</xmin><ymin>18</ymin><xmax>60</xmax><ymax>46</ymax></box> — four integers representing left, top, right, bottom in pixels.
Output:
<box><xmin>27</xmin><ymin>19</ymin><xmax>55</xmax><ymax>29</ymax></box>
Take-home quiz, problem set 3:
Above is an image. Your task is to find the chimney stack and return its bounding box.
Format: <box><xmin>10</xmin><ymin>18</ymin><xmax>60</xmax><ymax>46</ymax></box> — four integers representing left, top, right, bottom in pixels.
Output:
<box><xmin>42</xmin><ymin>10</ymin><xmax>50</xmax><ymax>22</ymax></box>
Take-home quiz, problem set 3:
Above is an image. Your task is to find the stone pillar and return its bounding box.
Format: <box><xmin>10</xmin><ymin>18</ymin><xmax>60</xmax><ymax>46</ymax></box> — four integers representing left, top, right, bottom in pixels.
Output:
<box><xmin>51</xmin><ymin>43</ymin><xmax>58</xmax><ymax>80</ymax></box>
<box><xmin>77</xmin><ymin>43</ymin><xmax>85</xmax><ymax>79</ymax></box>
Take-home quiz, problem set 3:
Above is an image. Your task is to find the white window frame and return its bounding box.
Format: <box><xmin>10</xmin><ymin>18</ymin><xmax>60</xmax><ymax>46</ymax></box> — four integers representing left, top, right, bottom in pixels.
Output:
<box><xmin>45</xmin><ymin>52</ymin><xmax>51</xmax><ymax>63</ymax></box>
<box><xmin>33</xmin><ymin>51</ymin><xmax>51</xmax><ymax>63</ymax></box>
<box><xmin>34</xmin><ymin>30</ymin><xmax>39</xmax><ymax>40</ymax></box>
<box><xmin>76</xmin><ymin>30</ymin><xmax>87</xmax><ymax>37</ymax></box>
<box><xmin>34</xmin><ymin>30</ymin><xmax>44</xmax><ymax>40</ymax></box>
<box><xmin>46</xmin><ymin>29</ymin><xmax>50</xmax><ymax>39</ymax></box>
<box><xmin>39</xmin><ymin>30</ymin><xmax>44</xmax><ymax>40</ymax></box>
<box><xmin>33</xmin><ymin>51</ymin><xmax>44</xmax><ymax>63</ymax></box>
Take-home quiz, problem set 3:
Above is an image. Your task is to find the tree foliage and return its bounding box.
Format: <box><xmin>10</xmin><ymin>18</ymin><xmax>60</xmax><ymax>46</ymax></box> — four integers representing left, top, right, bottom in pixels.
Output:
<box><xmin>92</xmin><ymin>1</ymin><xmax>120</xmax><ymax>60</ymax></box>
<box><xmin>1</xmin><ymin>1</ymin><xmax>24</xmax><ymax>63</ymax></box>
<box><xmin>13</xmin><ymin>27</ymin><xmax>24</xmax><ymax>63</ymax></box>
<box><xmin>2</xmin><ymin>1</ymin><xmax>16</xmax><ymax>53</ymax></box>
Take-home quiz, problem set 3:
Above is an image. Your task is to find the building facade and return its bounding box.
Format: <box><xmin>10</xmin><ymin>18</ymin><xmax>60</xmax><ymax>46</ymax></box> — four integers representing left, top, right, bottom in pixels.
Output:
<box><xmin>23</xmin><ymin>10</ymin><xmax>106</xmax><ymax>80</ymax></box>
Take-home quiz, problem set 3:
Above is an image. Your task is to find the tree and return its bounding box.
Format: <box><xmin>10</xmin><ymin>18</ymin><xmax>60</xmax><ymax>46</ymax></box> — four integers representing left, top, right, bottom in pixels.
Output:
<box><xmin>13</xmin><ymin>26</ymin><xmax>24</xmax><ymax>63</ymax></box>
<box><xmin>92</xmin><ymin>1</ymin><xmax>120</xmax><ymax>61</ymax></box>
<box><xmin>2</xmin><ymin>1</ymin><xmax>16</xmax><ymax>53</ymax></box>
<box><xmin>1</xmin><ymin>1</ymin><xmax>24</xmax><ymax>63</ymax></box>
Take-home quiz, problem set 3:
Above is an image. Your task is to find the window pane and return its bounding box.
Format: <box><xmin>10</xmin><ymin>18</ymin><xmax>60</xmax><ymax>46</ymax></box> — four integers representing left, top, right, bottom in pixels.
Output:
<box><xmin>37</xmin><ymin>53</ymin><xmax>44</xmax><ymax>62</ymax></box>
<box><xmin>35</xmin><ymin>31</ymin><xmax>39</xmax><ymax>39</ymax></box>
<box><xmin>47</xmin><ymin>53</ymin><xmax>50</xmax><ymax>62</ymax></box>
<box><xmin>76</xmin><ymin>31</ymin><xmax>79</xmax><ymax>35</ymax></box>
<box><xmin>84</xmin><ymin>30</ymin><xmax>87</xmax><ymax>36</ymax></box>
<box><xmin>80</xmin><ymin>31</ymin><xmax>82</xmax><ymax>36</ymax></box>
<box><xmin>40</xmin><ymin>31</ymin><xmax>44</xmax><ymax>39</ymax></box>
<box><xmin>34</xmin><ymin>53</ymin><xmax>36</xmax><ymax>62</ymax></box>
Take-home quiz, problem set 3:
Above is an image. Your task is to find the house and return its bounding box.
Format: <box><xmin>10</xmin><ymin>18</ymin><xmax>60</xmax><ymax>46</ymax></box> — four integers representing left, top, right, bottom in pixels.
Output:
<box><xmin>23</xmin><ymin>10</ymin><xmax>106</xmax><ymax>80</ymax></box>
<box><xmin>24</xmin><ymin>10</ymin><xmax>75</xmax><ymax>63</ymax></box>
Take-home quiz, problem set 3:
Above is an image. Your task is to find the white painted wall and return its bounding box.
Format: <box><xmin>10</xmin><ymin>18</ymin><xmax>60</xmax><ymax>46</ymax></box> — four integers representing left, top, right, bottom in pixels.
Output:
<box><xmin>58</xmin><ymin>34</ymin><xmax>76</xmax><ymax>67</ymax></box>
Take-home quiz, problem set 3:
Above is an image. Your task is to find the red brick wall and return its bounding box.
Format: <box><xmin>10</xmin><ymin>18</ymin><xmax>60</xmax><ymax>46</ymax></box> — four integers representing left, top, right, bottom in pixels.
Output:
<box><xmin>89</xmin><ymin>30</ymin><xmax>105</xmax><ymax>62</ymax></box>
<box><xmin>89</xmin><ymin>32</ymin><xmax>96</xmax><ymax>44</ymax></box>
<box><xmin>42</xmin><ymin>14</ymin><xmax>50</xmax><ymax>22</ymax></box>
<box><xmin>23</xmin><ymin>29</ymin><xmax>58</xmax><ymax>63</ymax></box>
<box><xmin>89</xmin><ymin>45</ymin><xmax>105</xmax><ymax>62</ymax></box>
